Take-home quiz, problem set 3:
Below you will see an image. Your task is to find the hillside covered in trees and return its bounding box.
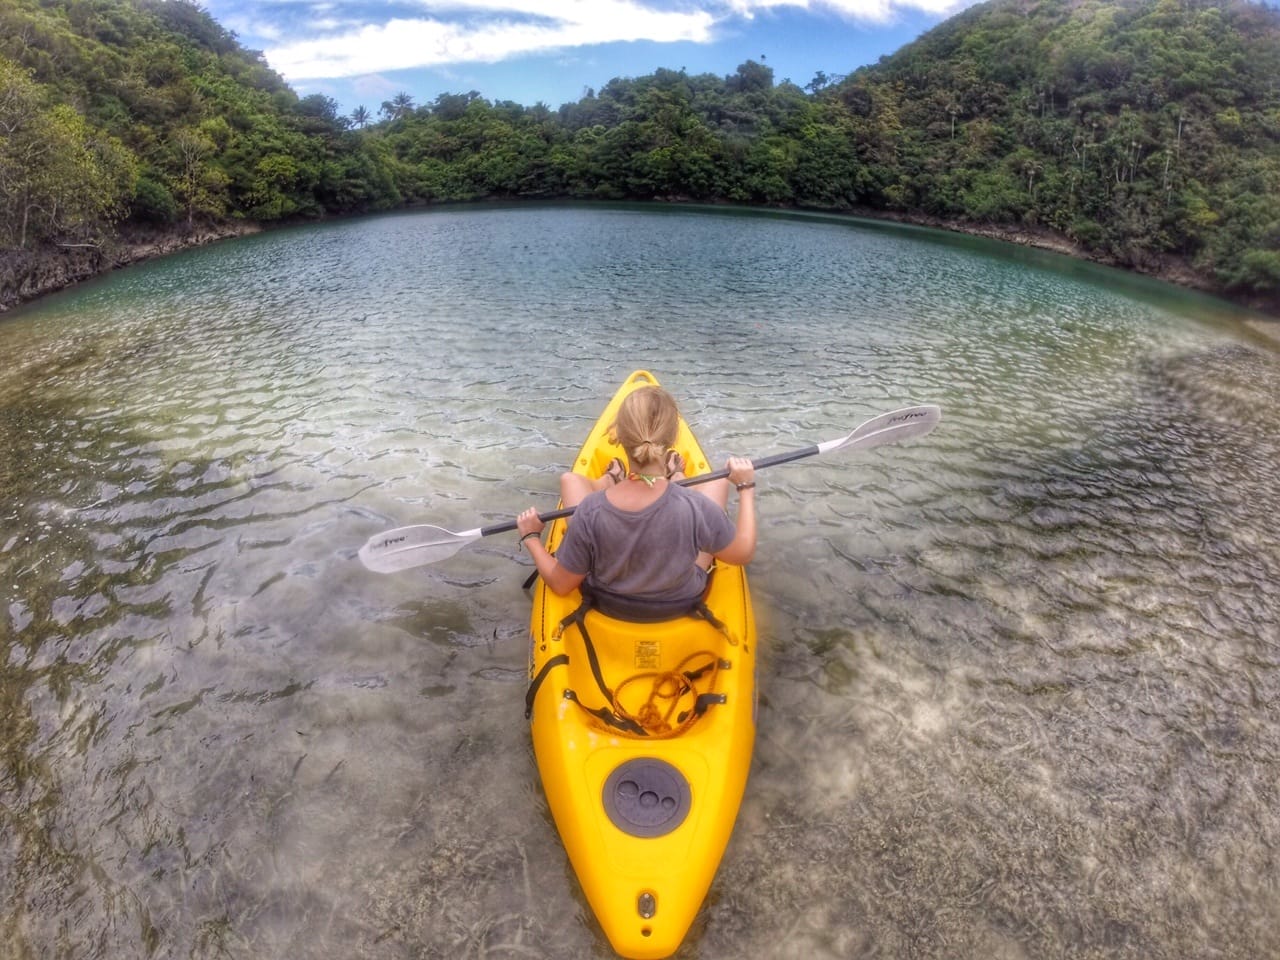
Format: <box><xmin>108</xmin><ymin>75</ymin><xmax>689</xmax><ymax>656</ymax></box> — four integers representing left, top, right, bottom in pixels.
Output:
<box><xmin>2</xmin><ymin>0</ymin><xmax>1278</xmax><ymax>312</ymax></box>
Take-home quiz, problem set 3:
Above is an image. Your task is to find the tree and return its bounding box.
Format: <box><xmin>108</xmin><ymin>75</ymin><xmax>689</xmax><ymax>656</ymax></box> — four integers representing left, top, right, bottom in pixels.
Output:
<box><xmin>380</xmin><ymin>92</ymin><xmax>415</xmax><ymax>122</ymax></box>
<box><xmin>168</xmin><ymin>126</ymin><xmax>226</xmax><ymax>228</ymax></box>
<box><xmin>727</xmin><ymin>60</ymin><xmax>774</xmax><ymax>94</ymax></box>
<box><xmin>0</xmin><ymin>58</ymin><xmax>136</xmax><ymax>249</ymax></box>
<box><xmin>805</xmin><ymin>71</ymin><xmax>847</xmax><ymax>95</ymax></box>
<box><xmin>350</xmin><ymin>105</ymin><xmax>370</xmax><ymax>128</ymax></box>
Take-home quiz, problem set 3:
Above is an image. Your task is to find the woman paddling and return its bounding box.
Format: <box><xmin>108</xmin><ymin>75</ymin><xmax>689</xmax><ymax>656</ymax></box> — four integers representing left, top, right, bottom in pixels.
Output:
<box><xmin>516</xmin><ymin>385</ymin><xmax>756</xmax><ymax>614</ymax></box>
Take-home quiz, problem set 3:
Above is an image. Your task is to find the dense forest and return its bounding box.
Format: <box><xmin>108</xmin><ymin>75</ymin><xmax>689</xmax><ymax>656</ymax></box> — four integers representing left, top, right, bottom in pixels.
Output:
<box><xmin>1</xmin><ymin>0</ymin><xmax>1278</xmax><ymax>310</ymax></box>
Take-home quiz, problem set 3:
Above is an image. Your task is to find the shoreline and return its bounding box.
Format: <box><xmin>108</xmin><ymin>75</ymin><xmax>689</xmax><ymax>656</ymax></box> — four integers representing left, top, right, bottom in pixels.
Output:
<box><xmin>0</xmin><ymin>221</ymin><xmax>263</xmax><ymax>315</ymax></box>
<box><xmin>2</xmin><ymin>206</ymin><xmax>1277</xmax><ymax>330</ymax></box>
<box><xmin>857</xmin><ymin>208</ymin><xmax>1280</xmax><ymax>316</ymax></box>
<box><xmin>860</xmin><ymin>209</ymin><xmax>1280</xmax><ymax>342</ymax></box>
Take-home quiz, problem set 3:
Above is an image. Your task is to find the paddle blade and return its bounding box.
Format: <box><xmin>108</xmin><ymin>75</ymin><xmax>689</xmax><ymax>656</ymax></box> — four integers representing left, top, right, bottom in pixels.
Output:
<box><xmin>821</xmin><ymin>404</ymin><xmax>941</xmax><ymax>454</ymax></box>
<box><xmin>358</xmin><ymin>524</ymin><xmax>482</xmax><ymax>573</ymax></box>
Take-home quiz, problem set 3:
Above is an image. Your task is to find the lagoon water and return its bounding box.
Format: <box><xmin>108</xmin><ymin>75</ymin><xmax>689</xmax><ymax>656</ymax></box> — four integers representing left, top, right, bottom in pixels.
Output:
<box><xmin>2</xmin><ymin>204</ymin><xmax>1278</xmax><ymax>959</ymax></box>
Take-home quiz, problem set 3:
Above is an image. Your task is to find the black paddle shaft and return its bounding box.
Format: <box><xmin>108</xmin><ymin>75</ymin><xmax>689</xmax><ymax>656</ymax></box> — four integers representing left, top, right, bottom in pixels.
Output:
<box><xmin>476</xmin><ymin>444</ymin><xmax>820</xmax><ymax>538</ymax></box>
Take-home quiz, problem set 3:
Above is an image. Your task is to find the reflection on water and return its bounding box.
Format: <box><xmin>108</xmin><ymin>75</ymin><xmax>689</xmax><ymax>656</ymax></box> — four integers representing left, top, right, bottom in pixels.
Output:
<box><xmin>2</xmin><ymin>205</ymin><xmax>1278</xmax><ymax>959</ymax></box>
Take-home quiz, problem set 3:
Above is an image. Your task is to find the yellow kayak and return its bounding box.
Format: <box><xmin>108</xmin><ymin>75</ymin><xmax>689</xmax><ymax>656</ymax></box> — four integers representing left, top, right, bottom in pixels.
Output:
<box><xmin>527</xmin><ymin>370</ymin><xmax>756</xmax><ymax>959</ymax></box>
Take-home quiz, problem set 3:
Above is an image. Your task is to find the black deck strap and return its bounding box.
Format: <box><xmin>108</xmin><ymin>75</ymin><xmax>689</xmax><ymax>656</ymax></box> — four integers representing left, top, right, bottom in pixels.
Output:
<box><xmin>677</xmin><ymin>693</ymin><xmax>728</xmax><ymax>725</ymax></box>
<box><xmin>563</xmin><ymin>689</ymin><xmax>648</xmax><ymax>736</ymax></box>
<box><xmin>526</xmin><ymin>653</ymin><xmax>569</xmax><ymax>719</ymax></box>
<box><xmin>556</xmin><ymin>596</ymin><xmax>649</xmax><ymax>734</ymax></box>
<box><xmin>558</xmin><ymin>596</ymin><xmax>613</xmax><ymax>704</ymax></box>
<box><xmin>695</xmin><ymin>692</ymin><xmax>728</xmax><ymax>715</ymax></box>
<box><xmin>691</xmin><ymin>600</ymin><xmax>732</xmax><ymax>640</ymax></box>
<box><xmin>682</xmin><ymin>657</ymin><xmax>728</xmax><ymax>682</ymax></box>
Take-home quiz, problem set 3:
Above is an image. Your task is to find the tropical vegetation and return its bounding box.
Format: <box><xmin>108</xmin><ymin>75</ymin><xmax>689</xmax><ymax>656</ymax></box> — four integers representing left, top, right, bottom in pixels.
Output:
<box><xmin>1</xmin><ymin>0</ymin><xmax>1278</xmax><ymax>307</ymax></box>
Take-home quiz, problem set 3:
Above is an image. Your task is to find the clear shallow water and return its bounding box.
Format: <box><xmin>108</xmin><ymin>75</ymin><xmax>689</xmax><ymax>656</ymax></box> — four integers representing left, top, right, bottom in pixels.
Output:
<box><xmin>2</xmin><ymin>203</ymin><xmax>1278</xmax><ymax>959</ymax></box>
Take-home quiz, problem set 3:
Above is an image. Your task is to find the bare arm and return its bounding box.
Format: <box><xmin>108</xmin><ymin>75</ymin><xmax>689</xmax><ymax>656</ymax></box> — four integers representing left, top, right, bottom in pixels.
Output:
<box><xmin>713</xmin><ymin>456</ymin><xmax>757</xmax><ymax>566</ymax></box>
<box><xmin>517</xmin><ymin>507</ymin><xmax>587</xmax><ymax>596</ymax></box>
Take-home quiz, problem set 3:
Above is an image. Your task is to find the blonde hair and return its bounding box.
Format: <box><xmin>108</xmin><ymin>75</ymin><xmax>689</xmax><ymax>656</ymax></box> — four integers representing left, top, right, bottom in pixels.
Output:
<box><xmin>613</xmin><ymin>386</ymin><xmax>679</xmax><ymax>468</ymax></box>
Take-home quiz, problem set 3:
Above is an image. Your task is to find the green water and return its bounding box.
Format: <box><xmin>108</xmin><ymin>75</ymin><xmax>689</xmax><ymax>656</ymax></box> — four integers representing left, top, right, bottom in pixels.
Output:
<box><xmin>2</xmin><ymin>203</ymin><xmax>1278</xmax><ymax>959</ymax></box>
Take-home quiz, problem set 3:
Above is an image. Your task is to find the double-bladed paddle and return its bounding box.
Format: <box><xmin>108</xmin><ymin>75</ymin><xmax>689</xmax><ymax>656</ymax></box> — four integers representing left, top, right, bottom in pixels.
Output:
<box><xmin>358</xmin><ymin>403</ymin><xmax>941</xmax><ymax>573</ymax></box>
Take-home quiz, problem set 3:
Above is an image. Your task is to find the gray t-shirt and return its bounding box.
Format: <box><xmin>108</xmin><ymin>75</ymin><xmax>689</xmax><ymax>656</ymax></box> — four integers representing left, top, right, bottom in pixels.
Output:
<box><xmin>556</xmin><ymin>484</ymin><xmax>736</xmax><ymax>604</ymax></box>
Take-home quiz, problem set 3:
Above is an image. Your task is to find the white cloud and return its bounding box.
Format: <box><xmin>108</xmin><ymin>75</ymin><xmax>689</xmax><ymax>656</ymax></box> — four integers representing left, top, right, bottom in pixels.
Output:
<box><xmin>727</xmin><ymin>0</ymin><xmax>963</xmax><ymax>21</ymax></box>
<box><xmin>255</xmin><ymin>0</ymin><xmax>967</xmax><ymax>81</ymax></box>
<box><xmin>267</xmin><ymin>1</ymin><xmax>717</xmax><ymax>80</ymax></box>
<box><xmin>351</xmin><ymin>74</ymin><xmax>403</xmax><ymax>99</ymax></box>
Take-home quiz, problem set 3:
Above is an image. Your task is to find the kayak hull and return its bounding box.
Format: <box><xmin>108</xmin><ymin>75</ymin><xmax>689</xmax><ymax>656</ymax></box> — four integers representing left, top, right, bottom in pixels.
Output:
<box><xmin>527</xmin><ymin>370</ymin><xmax>757</xmax><ymax>959</ymax></box>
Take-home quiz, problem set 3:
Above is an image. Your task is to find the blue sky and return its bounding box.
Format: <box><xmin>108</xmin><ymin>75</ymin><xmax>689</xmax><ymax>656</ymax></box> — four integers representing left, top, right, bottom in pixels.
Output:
<box><xmin>200</xmin><ymin>0</ymin><xmax>983</xmax><ymax>120</ymax></box>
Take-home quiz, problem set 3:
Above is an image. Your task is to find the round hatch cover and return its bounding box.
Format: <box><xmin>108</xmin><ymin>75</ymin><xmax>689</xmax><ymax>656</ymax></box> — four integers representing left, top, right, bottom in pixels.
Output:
<box><xmin>603</xmin><ymin>758</ymin><xmax>691</xmax><ymax>838</ymax></box>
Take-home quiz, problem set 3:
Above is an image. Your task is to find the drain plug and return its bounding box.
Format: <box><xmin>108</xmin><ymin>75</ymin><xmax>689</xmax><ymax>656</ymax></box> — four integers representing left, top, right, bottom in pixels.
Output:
<box><xmin>637</xmin><ymin>891</ymin><xmax>657</xmax><ymax>919</ymax></box>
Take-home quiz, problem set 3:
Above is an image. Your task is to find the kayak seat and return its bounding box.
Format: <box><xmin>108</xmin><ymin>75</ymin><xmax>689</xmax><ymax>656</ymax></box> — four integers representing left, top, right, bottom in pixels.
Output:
<box><xmin>525</xmin><ymin>586</ymin><xmax>732</xmax><ymax>738</ymax></box>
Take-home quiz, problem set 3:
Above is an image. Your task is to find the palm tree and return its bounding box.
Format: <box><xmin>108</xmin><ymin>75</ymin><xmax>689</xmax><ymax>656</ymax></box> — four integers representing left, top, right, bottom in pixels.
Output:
<box><xmin>350</xmin><ymin>105</ymin><xmax>370</xmax><ymax>128</ymax></box>
<box><xmin>379</xmin><ymin>92</ymin><xmax>415</xmax><ymax>122</ymax></box>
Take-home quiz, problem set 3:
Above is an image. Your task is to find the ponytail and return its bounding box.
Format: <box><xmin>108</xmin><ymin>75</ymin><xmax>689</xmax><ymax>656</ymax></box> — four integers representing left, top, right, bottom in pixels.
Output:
<box><xmin>613</xmin><ymin>387</ymin><xmax>679</xmax><ymax>469</ymax></box>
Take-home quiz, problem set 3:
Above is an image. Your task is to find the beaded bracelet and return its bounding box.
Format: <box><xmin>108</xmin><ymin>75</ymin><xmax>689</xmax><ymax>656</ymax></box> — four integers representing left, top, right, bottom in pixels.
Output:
<box><xmin>735</xmin><ymin>481</ymin><xmax>756</xmax><ymax>491</ymax></box>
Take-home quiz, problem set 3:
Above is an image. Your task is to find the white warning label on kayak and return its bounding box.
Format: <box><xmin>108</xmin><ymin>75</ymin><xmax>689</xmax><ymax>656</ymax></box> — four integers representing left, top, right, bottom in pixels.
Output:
<box><xmin>634</xmin><ymin>640</ymin><xmax>660</xmax><ymax>670</ymax></box>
